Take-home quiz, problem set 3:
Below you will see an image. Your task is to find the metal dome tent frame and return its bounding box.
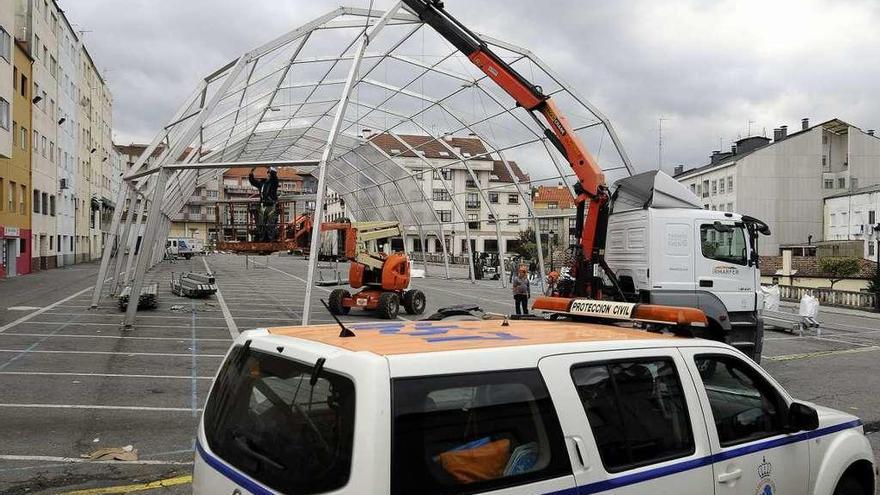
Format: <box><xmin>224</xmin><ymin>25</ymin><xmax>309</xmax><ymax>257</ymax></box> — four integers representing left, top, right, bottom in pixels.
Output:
<box><xmin>91</xmin><ymin>2</ymin><xmax>634</xmax><ymax>327</ymax></box>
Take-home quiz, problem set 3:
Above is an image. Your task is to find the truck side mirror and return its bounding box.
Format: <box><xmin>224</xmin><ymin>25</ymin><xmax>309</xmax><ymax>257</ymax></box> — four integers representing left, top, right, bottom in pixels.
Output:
<box><xmin>787</xmin><ymin>402</ymin><xmax>819</xmax><ymax>432</ymax></box>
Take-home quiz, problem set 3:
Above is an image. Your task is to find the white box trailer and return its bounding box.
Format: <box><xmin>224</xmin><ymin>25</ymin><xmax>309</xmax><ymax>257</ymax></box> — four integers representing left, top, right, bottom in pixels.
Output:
<box><xmin>605</xmin><ymin>171</ymin><xmax>769</xmax><ymax>358</ymax></box>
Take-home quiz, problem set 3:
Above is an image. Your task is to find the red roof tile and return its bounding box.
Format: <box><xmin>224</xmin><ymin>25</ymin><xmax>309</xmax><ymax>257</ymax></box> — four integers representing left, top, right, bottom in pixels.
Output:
<box><xmin>368</xmin><ymin>133</ymin><xmax>492</xmax><ymax>161</ymax></box>
<box><xmin>534</xmin><ymin>185</ymin><xmax>575</xmax><ymax>209</ymax></box>
<box><xmin>491</xmin><ymin>160</ymin><xmax>529</xmax><ymax>183</ymax></box>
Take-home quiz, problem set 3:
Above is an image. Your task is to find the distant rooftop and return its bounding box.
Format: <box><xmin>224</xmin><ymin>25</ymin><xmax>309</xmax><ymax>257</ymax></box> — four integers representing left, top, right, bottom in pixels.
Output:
<box><xmin>824</xmin><ymin>183</ymin><xmax>880</xmax><ymax>200</ymax></box>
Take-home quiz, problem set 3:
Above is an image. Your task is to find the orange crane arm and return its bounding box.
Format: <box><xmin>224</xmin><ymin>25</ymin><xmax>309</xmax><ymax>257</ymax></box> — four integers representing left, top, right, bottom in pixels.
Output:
<box><xmin>403</xmin><ymin>0</ymin><xmax>611</xmax><ymax>296</ymax></box>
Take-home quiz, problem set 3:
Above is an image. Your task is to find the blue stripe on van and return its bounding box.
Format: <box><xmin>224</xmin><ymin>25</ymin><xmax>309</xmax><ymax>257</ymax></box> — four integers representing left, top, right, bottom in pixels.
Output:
<box><xmin>197</xmin><ymin>419</ymin><xmax>862</xmax><ymax>495</ymax></box>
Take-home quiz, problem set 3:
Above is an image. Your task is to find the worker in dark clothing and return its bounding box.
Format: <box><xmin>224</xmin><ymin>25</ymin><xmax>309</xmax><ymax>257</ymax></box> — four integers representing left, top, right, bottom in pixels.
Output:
<box><xmin>248</xmin><ymin>166</ymin><xmax>280</xmax><ymax>241</ymax></box>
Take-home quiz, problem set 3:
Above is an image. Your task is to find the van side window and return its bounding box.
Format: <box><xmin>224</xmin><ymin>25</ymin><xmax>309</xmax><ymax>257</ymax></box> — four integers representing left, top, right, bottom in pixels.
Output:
<box><xmin>694</xmin><ymin>354</ymin><xmax>786</xmax><ymax>446</ymax></box>
<box><xmin>392</xmin><ymin>370</ymin><xmax>571</xmax><ymax>495</ymax></box>
<box><xmin>700</xmin><ymin>223</ymin><xmax>747</xmax><ymax>265</ymax></box>
<box><xmin>571</xmin><ymin>358</ymin><xmax>694</xmax><ymax>473</ymax></box>
<box><xmin>203</xmin><ymin>347</ymin><xmax>356</xmax><ymax>494</ymax></box>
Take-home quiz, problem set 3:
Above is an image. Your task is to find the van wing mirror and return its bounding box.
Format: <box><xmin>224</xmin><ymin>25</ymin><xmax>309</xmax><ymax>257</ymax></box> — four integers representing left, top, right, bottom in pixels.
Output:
<box><xmin>742</xmin><ymin>215</ymin><xmax>771</xmax><ymax>235</ymax></box>
<box><xmin>787</xmin><ymin>402</ymin><xmax>819</xmax><ymax>432</ymax></box>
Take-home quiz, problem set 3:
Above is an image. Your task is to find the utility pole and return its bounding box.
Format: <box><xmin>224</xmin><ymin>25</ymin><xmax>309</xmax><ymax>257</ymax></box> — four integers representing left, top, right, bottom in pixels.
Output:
<box><xmin>658</xmin><ymin>116</ymin><xmax>667</xmax><ymax>170</ymax></box>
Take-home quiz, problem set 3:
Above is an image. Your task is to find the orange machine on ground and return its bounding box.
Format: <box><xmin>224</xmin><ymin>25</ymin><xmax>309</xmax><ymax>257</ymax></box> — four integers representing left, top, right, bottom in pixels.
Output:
<box><xmin>325</xmin><ymin>221</ymin><xmax>426</xmax><ymax>319</ymax></box>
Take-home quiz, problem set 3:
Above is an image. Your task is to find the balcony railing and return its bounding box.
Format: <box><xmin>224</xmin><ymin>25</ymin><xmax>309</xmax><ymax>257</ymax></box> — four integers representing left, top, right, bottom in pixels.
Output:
<box><xmin>465</xmin><ymin>201</ymin><xmax>480</xmax><ymax>209</ymax></box>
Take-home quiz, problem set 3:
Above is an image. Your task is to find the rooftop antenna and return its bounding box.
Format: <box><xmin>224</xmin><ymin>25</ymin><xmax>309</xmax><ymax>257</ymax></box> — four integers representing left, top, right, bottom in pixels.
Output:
<box><xmin>320</xmin><ymin>299</ymin><xmax>356</xmax><ymax>337</ymax></box>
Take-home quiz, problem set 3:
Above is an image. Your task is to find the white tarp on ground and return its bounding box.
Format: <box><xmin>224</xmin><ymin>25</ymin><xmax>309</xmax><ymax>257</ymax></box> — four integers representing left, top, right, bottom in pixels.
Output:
<box><xmin>611</xmin><ymin>170</ymin><xmax>702</xmax><ymax>212</ymax></box>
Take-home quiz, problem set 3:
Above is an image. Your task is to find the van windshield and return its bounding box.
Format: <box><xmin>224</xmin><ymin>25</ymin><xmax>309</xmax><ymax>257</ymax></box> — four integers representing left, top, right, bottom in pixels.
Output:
<box><xmin>700</xmin><ymin>223</ymin><xmax>748</xmax><ymax>265</ymax></box>
<box><xmin>203</xmin><ymin>347</ymin><xmax>355</xmax><ymax>494</ymax></box>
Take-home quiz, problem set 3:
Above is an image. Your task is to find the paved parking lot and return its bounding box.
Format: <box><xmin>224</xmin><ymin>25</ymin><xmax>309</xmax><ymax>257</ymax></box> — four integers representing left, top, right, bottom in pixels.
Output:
<box><xmin>0</xmin><ymin>254</ymin><xmax>878</xmax><ymax>494</ymax></box>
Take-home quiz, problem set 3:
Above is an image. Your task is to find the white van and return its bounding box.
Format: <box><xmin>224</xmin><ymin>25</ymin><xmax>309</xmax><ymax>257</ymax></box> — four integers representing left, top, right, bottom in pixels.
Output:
<box><xmin>194</xmin><ymin>319</ymin><xmax>874</xmax><ymax>495</ymax></box>
<box><xmin>165</xmin><ymin>238</ymin><xmax>195</xmax><ymax>259</ymax></box>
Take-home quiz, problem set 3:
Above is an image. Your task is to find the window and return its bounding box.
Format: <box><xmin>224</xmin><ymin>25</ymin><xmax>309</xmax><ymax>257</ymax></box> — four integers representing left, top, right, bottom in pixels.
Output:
<box><xmin>711</xmin><ymin>180</ymin><xmax>717</xmax><ymax>195</ymax></box>
<box><xmin>204</xmin><ymin>347</ymin><xmax>355</xmax><ymax>495</ymax></box>
<box><xmin>8</xmin><ymin>181</ymin><xmax>15</xmax><ymax>212</ymax></box>
<box><xmin>49</xmin><ymin>142</ymin><xmax>54</xmax><ymax>162</ymax></box>
<box><xmin>487</xmin><ymin>213</ymin><xmax>496</xmax><ymax>224</ymax></box>
<box><xmin>824</xmin><ymin>178</ymin><xmax>834</xmax><ymax>189</ymax></box>
<box><xmin>690</xmin><ymin>183</ymin><xmax>696</xmax><ymax>193</ymax></box>
<box><xmin>727</xmin><ymin>176</ymin><xmax>734</xmax><ymax>192</ymax></box>
<box><xmin>41</xmin><ymin>192</ymin><xmax>48</xmax><ymax>215</ymax></box>
<box><xmin>433</xmin><ymin>168</ymin><xmax>453</xmax><ymax>181</ymax></box>
<box><xmin>727</xmin><ymin>202</ymin><xmax>733</xmax><ymax>212</ymax></box>
<box><xmin>719</xmin><ymin>179</ymin><xmax>725</xmax><ymax>194</ymax></box>
<box><xmin>0</xmin><ymin>98</ymin><xmax>8</xmax><ymax>130</ymax></box>
<box><xmin>41</xmin><ymin>136</ymin><xmax>47</xmax><ymax>157</ymax></box>
<box><xmin>870</xmin><ymin>243</ymin><xmax>875</xmax><ymax>256</ymax></box>
<box><xmin>32</xmin><ymin>190</ymin><xmax>40</xmax><ymax>213</ymax></box>
<box><xmin>870</xmin><ymin>210</ymin><xmax>876</xmax><ymax>225</ymax></box>
<box><xmin>20</xmin><ymin>74</ymin><xmax>26</xmax><ymax>97</ymax></box>
<box><xmin>547</xmin><ymin>201</ymin><xmax>558</xmax><ymax>209</ymax></box>
<box><xmin>188</xmin><ymin>205</ymin><xmax>201</xmax><ymax>214</ymax></box>
<box><xmin>701</xmin><ymin>180</ymin><xmax>710</xmax><ymax>198</ymax></box>
<box><xmin>571</xmin><ymin>358</ymin><xmax>694</xmax><ymax>472</ymax></box>
<box><xmin>539</xmin><ymin>218</ymin><xmax>549</xmax><ymax>232</ymax></box>
<box><xmin>465</xmin><ymin>178</ymin><xmax>477</xmax><ymax>189</ymax></box>
<box><xmin>412</xmin><ymin>169</ymin><xmax>424</xmax><ymax>181</ymax></box>
<box><xmin>0</xmin><ymin>178</ymin><xmax>4</xmax><ymax>211</ymax></box>
<box><xmin>508</xmin><ymin>193</ymin><xmax>519</xmax><ymax>204</ymax></box>
<box><xmin>838</xmin><ymin>177</ymin><xmax>846</xmax><ymax>189</ymax></box>
<box><xmin>392</xmin><ymin>370</ymin><xmax>570</xmax><ymax>494</ymax></box>
<box><xmin>508</xmin><ymin>214</ymin><xmax>519</xmax><ymax>225</ymax></box>
<box><xmin>0</xmin><ymin>26</ymin><xmax>10</xmax><ymax>63</ymax></box>
<box><xmin>49</xmin><ymin>195</ymin><xmax>55</xmax><ymax>216</ymax></box>
<box><xmin>19</xmin><ymin>184</ymin><xmax>25</xmax><ymax>213</ymax></box>
<box><xmin>851</xmin><ymin>178</ymin><xmax>859</xmax><ymax>189</ymax></box>
<box><xmin>489</xmin><ymin>192</ymin><xmax>499</xmax><ymax>204</ymax></box>
<box><xmin>436</xmin><ymin>210</ymin><xmax>452</xmax><ymax>223</ymax></box>
<box><xmin>693</xmin><ymin>354</ymin><xmax>786</xmax><ymax>446</ymax></box>
<box><xmin>49</xmin><ymin>235</ymin><xmax>53</xmax><ymax>250</ymax></box>
<box><xmin>700</xmin><ymin>223</ymin><xmax>747</xmax><ymax>265</ymax></box>
<box><xmin>467</xmin><ymin>213</ymin><xmax>479</xmax><ymax>229</ymax></box>
<box><xmin>432</xmin><ymin>189</ymin><xmax>451</xmax><ymax>202</ymax></box>
<box><xmin>33</xmin><ymin>35</ymin><xmax>40</xmax><ymax>59</ymax></box>
<box><xmin>822</xmin><ymin>156</ymin><xmax>827</xmax><ymax>168</ymax></box>
<box><xmin>19</xmin><ymin>125</ymin><xmax>24</xmax><ymax>150</ymax></box>
<box><xmin>466</xmin><ymin>192</ymin><xmax>480</xmax><ymax>209</ymax></box>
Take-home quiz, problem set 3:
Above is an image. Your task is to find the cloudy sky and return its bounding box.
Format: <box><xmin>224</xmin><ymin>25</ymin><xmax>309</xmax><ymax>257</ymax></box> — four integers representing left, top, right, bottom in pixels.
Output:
<box><xmin>61</xmin><ymin>0</ymin><xmax>880</xmax><ymax>175</ymax></box>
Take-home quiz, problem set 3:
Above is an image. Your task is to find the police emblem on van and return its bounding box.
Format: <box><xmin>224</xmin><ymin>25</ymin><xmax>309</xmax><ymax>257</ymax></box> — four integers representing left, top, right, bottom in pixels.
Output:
<box><xmin>713</xmin><ymin>265</ymin><xmax>739</xmax><ymax>275</ymax></box>
<box><xmin>755</xmin><ymin>456</ymin><xmax>775</xmax><ymax>495</ymax></box>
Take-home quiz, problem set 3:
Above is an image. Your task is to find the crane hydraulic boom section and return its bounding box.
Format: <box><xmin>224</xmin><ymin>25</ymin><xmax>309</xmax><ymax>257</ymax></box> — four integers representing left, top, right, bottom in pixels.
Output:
<box><xmin>402</xmin><ymin>0</ymin><xmax>611</xmax><ymax>297</ymax></box>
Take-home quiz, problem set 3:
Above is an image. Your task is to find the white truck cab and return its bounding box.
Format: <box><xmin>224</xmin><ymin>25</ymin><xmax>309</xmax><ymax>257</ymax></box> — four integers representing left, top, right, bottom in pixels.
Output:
<box><xmin>605</xmin><ymin>171</ymin><xmax>769</xmax><ymax>360</ymax></box>
<box><xmin>194</xmin><ymin>320</ymin><xmax>874</xmax><ymax>495</ymax></box>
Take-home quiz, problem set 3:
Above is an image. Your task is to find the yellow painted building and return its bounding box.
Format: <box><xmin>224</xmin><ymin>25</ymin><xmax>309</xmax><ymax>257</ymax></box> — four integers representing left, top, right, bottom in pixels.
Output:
<box><xmin>0</xmin><ymin>41</ymin><xmax>33</xmax><ymax>278</ymax></box>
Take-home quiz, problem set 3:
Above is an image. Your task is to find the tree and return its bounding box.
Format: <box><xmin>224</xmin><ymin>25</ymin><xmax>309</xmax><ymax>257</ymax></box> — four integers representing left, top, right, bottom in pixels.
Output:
<box><xmin>867</xmin><ymin>265</ymin><xmax>880</xmax><ymax>295</ymax></box>
<box><xmin>818</xmin><ymin>257</ymin><xmax>861</xmax><ymax>290</ymax></box>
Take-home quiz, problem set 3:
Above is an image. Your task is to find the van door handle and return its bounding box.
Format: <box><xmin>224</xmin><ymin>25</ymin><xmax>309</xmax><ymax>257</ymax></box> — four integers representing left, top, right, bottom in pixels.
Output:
<box><xmin>569</xmin><ymin>436</ymin><xmax>588</xmax><ymax>469</ymax></box>
<box><xmin>717</xmin><ymin>468</ymin><xmax>742</xmax><ymax>483</ymax></box>
<box><xmin>699</xmin><ymin>279</ymin><xmax>713</xmax><ymax>287</ymax></box>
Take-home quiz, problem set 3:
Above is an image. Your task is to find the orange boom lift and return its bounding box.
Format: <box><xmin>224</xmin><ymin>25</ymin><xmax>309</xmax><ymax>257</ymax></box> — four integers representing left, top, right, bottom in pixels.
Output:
<box><xmin>324</xmin><ymin>221</ymin><xmax>426</xmax><ymax>319</ymax></box>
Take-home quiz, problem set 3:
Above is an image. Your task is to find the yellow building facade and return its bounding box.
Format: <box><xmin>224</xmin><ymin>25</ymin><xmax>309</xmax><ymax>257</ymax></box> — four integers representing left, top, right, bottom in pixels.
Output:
<box><xmin>0</xmin><ymin>42</ymin><xmax>33</xmax><ymax>278</ymax></box>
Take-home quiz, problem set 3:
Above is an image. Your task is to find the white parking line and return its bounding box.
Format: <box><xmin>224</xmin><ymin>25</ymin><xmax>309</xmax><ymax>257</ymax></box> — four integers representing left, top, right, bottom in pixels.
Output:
<box><xmin>22</xmin><ymin>321</ymin><xmax>228</xmax><ymax>330</ymax></box>
<box><xmin>0</xmin><ymin>403</ymin><xmax>201</xmax><ymax>412</ymax></box>
<box><xmin>204</xmin><ymin>257</ymin><xmax>239</xmax><ymax>339</ymax></box>
<box><xmin>0</xmin><ymin>286</ymin><xmax>96</xmax><ymax>334</ymax></box>
<box><xmin>0</xmin><ymin>349</ymin><xmax>224</xmax><ymax>358</ymax></box>
<box><xmin>0</xmin><ymin>371</ymin><xmax>213</xmax><ymax>380</ymax></box>
<box><xmin>0</xmin><ymin>454</ymin><xmax>193</xmax><ymax>466</ymax></box>
<box><xmin>0</xmin><ymin>333</ymin><xmax>230</xmax><ymax>342</ymax></box>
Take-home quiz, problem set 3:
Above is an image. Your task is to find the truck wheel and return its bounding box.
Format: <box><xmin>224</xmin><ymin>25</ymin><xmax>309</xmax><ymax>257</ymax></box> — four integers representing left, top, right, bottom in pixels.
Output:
<box><xmin>833</xmin><ymin>476</ymin><xmax>865</xmax><ymax>495</ymax></box>
<box><xmin>377</xmin><ymin>292</ymin><xmax>399</xmax><ymax>319</ymax></box>
<box><xmin>402</xmin><ymin>289</ymin><xmax>426</xmax><ymax>315</ymax></box>
<box><xmin>329</xmin><ymin>289</ymin><xmax>350</xmax><ymax>315</ymax></box>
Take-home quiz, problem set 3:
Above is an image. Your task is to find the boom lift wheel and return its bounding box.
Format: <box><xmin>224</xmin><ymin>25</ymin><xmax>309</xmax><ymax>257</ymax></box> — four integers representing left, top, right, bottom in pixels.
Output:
<box><xmin>377</xmin><ymin>292</ymin><xmax>400</xmax><ymax>319</ymax></box>
<box><xmin>402</xmin><ymin>289</ymin><xmax>426</xmax><ymax>315</ymax></box>
<box><xmin>329</xmin><ymin>289</ymin><xmax>351</xmax><ymax>315</ymax></box>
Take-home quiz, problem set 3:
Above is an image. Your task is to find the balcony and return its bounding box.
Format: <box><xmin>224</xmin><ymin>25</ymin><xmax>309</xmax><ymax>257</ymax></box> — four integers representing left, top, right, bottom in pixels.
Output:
<box><xmin>465</xmin><ymin>201</ymin><xmax>481</xmax><ymax>210</ymax></box>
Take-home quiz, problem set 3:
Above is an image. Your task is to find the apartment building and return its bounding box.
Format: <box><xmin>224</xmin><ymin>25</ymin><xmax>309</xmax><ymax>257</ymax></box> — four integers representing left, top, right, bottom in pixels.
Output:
<box><xmin>533</xmin><ymin>184</ymin><xmax>577</xmax><ymax>254</ymax></box>
<box><xmin>368</xmin><ymin>133</ymin><xmax>531</xmax><ymax>256</ymax></box>
<box><xmin>675</xmin><ymin>118</ymin><xmax>880</xmax><ymax>255</ymax></box>
<box><xmin>0</xmin><ymin>38</ymin><xmax>33</xmax><ymax>278</ymax></box>
<box><xmin>0</xmin><ymin>4</ymin><xmax>12</xmax><ymax>160</ymax></box>
<box><xmin>823</xmin><ymin>184</ymin><xmax>880</xmax><ymax>261</ymax></box>
<box><xmin>55</xmin><ymin>14</ymin><xmax>78</xmax><ymax>266</ymax></box>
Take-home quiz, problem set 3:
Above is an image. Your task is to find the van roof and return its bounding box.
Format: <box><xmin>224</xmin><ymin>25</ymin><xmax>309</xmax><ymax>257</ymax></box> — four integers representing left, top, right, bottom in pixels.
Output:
<box><xmin>265</xmin><ymin>319</ymin><xmax>678</xmax><ymax>356</ymax></box>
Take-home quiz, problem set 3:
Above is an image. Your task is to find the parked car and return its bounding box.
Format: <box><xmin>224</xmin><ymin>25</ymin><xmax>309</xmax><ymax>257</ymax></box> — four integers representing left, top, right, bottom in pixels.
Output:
<box><xmin>194</xmin><ymin>319</ymin><xmax>874</xmax><ymax>495</ymax></box>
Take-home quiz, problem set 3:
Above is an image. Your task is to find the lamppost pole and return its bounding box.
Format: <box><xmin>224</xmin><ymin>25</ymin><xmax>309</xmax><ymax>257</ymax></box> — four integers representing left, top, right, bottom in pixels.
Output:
<box><xmin>874</xmin><ymin>223</ymin><xmax>880</xmax><ymax>311</ymax></box>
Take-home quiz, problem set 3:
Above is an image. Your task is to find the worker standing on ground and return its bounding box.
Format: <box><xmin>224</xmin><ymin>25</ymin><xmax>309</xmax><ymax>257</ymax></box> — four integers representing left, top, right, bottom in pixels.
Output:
<box><xmin>512</xmin><ymin>264</ymin><xmax>530</xmax><ymax>315</ymax></box>
<box><xmin>528</xmin><ymin>260</ymin><xmax>538</xmax><ymax>281</ymax></box>
<box><xmin>248</xmin><ymin>166</ymin><xmax>279</xmax><ymax>241</ymax></box>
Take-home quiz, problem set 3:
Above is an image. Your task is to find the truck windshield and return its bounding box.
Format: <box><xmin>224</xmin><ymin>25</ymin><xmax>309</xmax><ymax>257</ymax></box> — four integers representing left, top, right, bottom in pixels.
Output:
<box><xmin>203</xmin><ymin>347</ymin><xmax>355</xmax><ymax>494</ymax></box>
<box><xmin>700</xmin><ymin>223</ymin><xmax>748</xmax><ymax>265</ymax></box>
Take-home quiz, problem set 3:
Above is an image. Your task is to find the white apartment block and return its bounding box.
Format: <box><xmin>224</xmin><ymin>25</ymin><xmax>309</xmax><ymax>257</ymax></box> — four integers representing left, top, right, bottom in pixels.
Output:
<box><xmin>0</xmin><ymin>6</ymin><xmax>13</xmax><ymax>160</ymax></box>
<box><xmin>824</xmin><ymin>184</ymin><xmax>880</xmax><ymax>261</ymax></box>
<box><xmin>675</xmin><ymin>118</ymin><xmax>880</xmax><ymax>255</ymax></box>
<box><xmin>369</xmin><ymin>133</ymin><xmax>531</xmax><ymax>256</ymax></box>
<box><xmin>55</xmin><ymin>14</ymin><xmax>78</xmax><ymax>266</ymax></box>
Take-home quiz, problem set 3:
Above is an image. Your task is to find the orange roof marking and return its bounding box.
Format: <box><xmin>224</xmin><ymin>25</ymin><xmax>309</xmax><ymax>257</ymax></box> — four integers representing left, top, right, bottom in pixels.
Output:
<box><xmin>266</xmin><ymin>319</ymin><xmax>676</xmax><ymax>356</ymax></box>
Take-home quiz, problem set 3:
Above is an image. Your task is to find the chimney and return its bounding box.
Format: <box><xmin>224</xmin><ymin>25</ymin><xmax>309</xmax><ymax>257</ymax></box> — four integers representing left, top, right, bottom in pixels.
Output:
<box><xmin>673</xmin><ymin>164</ymin><xmax>684</xmax><ymax>175</ymax></box>
<box><xmin>731</xmin><ymin>143</ymin><xmax>737</xmax><ymax>154</ymax></box>
<box><xmin>361</xmin><ymin>128</ymin><xmax>372</xmax><ymax>139</ymax></box>
<box><xmin>802</xmin><ymin>118</ymin><xmax>810</xmax><ymax>130</ymax></box>
<box><xmin>773</xmin><ymin>128</ymin><xmax>783</xmax><ymax>141</ymax></box>
<box><xmin>869</xmin><ymin>130</ymin><xmax>875</xmax><ymax>136</ymax></box>
<box><xmin>780</xmin><ymin>125</ymin><xmax>788</xmax><ymax>139</ymax></box>
<box><xmin>781</xmin><ymin>249</ymin><xmax>793</xmax><ymax>277</ymax></box>
<box><xmin>443</xmin><ymin>134</ymin><xmax>454</xmax><ymax>143</ymax></box>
